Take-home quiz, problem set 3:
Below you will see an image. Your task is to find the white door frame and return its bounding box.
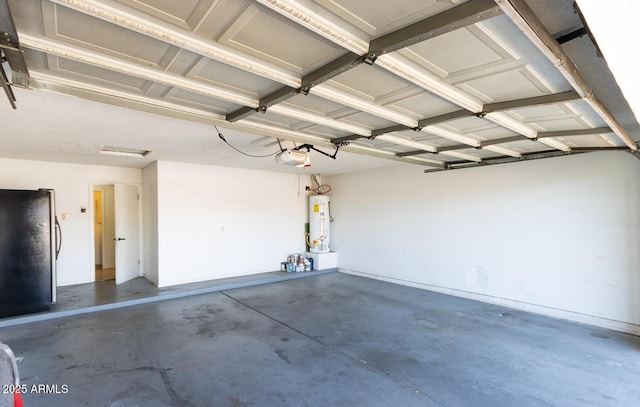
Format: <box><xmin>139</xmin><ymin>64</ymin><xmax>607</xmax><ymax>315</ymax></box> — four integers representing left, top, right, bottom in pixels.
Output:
<box><xmin>89</xmin><ymin>182</ymin><xmax>143</xmax><ymax>283</ymax></box>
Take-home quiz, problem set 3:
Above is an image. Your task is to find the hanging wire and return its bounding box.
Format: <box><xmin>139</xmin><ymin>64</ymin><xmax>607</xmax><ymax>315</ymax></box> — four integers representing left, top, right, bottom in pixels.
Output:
<box><xmin>328</xmin><ymin>200</ymin><xmax>334</xmax><ymax>222</ymax></box>
<box><xmin>215</xmin><ymin>125</ymin><xmax>284</xmax><ymax>158</ymax></box>
<box><xmin>310</xmin><ymin>184</ymin><xmax>331</xmax><ymax>194</ymax></box>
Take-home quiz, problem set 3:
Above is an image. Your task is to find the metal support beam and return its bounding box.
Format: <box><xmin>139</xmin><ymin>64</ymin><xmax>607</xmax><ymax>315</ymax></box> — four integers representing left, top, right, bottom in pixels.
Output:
<box><xmin>332</xmin><ymin>124</ymin><xmax>414</xmax><ymax>145</ymax></box>
<box><xmin>391</xmin><ymin>124</ymin><xmax>615</xmax><ymax>157</ymax></box>
<box><xmin>401</xmin><ymin>125</ymin><xmax>615</xmax><ymax>156</ymax></box>
<box><xmin>258</xmin><ymin>86</ymin><xmax>301</xmax><ymax>109</ymax></box>
<box><xmin>481</xmin><ymin>91</ymin><xmax>581</xmax><ymax>114</ymax></box>
<box><xmin>480</xmin><ymin>135</ymin><xmax>530</xmax><ymax>146</ymax></box>
<box><xmin>438</xmin><ymin>143</ymin><xmax>476</xmax><ymax>152</ymax></box>
<box><xmin>570</xmin><ymin>146</ymin><xmax>629</xmax><ymax>152</ymax></box>
<box><xmin>396</xmin><ymin>142</ymin><xmax>480</xmax><ymax>157</ymax></box>
<box><xmin>418</xmin><ymin>110</ymin><xmax>472</xmax><ymax>128</ymax></box>
<box><xmin>401</xmin><ymin>135</ymin><xmax>531</xmax><ymax>155</ymax></box>
<box><xmin>555</xmin><ymin>27</ymin><xmax>587</xmax><ymax>44</ymax></box>
<box><xmin>225</xmin><ymin>106</ymin><xmax>258</xmax><ymax>122</ymax></box>
<box><xmin>536</xmin><ymin>127</ymin><xmax>611</xmax><ymax>139</ymax></box>
<box><xmin>301</xmin><ymin>52</ymin><xmax>364</xmax><ymax>91</ymax></box>
<box><xmin>371</xmin><ymin>124</ymin><xmax>413</xmax><ymax>137</ymax></box>
<box><xmin>333</xmin><ymin>108</ymin><xmax>483</xmax><ymax>146</ymax></box>
<box><xmin>390</xmin><ymin>92</ymin><xmax>582</xmax><ymax>139</ymax></box>
<box><xmin>396</xmin><ymin>150</ymin><xmax>427</xmax><ymax>157</ymax></box>
<box><xmin>226</xmin><ymin>86</ymin><xmax>299</xmax><ymax>122</ymax></box>
<box><xmin>367</xmin><ymin>0</ymin><xmax>502</xmax><ymax>61</ymax></box>
<box><xmin>424</xmin><ymin>146</ymin><xmax>630</xmax><ymax>173</ymax></box>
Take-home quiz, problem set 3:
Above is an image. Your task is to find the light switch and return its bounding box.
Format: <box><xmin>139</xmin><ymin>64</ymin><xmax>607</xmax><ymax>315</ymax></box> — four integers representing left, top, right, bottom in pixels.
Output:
<box><xmin>61</xmin><ymin>213</ymin><xmax>69</xmax><ymax>221</ymax></box>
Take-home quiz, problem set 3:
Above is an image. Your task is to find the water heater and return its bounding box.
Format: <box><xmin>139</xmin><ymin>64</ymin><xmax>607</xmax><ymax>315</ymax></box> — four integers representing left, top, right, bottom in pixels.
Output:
<box><xmin>309</xmin><ymin>195</ymin><xmax>330</xmax><ymax>253</ymax></box>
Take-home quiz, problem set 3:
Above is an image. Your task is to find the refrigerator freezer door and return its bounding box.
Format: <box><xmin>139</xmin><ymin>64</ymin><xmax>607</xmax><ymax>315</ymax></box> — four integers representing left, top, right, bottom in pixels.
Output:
<box><xmin>0</xmin><ymin>189</ymin><xmax>53</xmax><ymax>318</ymax></box>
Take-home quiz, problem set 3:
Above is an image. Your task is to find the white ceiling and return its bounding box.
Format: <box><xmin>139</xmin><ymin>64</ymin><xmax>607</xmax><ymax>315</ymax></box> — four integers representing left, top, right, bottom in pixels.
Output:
<box><xmin>1</xmin><ymin>0</ymin><xmax>638</xmax><ymax>175</ymax></box>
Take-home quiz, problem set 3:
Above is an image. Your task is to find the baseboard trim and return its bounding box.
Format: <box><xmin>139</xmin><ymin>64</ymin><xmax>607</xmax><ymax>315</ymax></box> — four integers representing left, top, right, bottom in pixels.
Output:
<box><xmin>339</xmin><ymin>268</ymin><xmax>640</xmax><ymax>336</ymax></box>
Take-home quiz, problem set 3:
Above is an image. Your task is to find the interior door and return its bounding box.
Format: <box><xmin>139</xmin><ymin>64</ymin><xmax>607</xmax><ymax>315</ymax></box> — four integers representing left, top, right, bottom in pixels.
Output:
<box><xmin>114</xmin><ymin>184</ymin><xmax>139</xmax><ymax>285</ymax></box>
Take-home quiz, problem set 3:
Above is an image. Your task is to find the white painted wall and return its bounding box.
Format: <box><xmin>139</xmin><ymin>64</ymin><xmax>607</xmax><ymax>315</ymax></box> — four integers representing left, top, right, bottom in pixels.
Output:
<box><xmin>142</xmin><ymin>162</ymin><xmax>159</xmax><ymax>285</ymax></box>
<box><xmin>0</xmin><ymin>158</ymin><xmax>142</xmax><ymax>286</ymax></box>
<box><xmin>152</xmin><ymin>160</ymin><xmax>310</xmax><ymax>287</ymax></box>
<box><xmin>328</xmin><ymin>152</ymin><xmax>640</xmax><ymax>333</ymax></box>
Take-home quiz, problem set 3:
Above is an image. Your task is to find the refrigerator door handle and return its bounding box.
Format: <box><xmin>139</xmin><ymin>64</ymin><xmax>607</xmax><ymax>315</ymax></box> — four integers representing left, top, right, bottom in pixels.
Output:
<box><xmin>55</xmin><ymin>216</ymin><xmax>62</xmax><ymax>260</ymax></box>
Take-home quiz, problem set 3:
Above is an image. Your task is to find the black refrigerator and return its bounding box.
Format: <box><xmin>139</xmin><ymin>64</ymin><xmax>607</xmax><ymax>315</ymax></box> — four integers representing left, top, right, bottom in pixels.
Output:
<box><xmin>0</xmin><ymin>189</ymin><xmax>61</xmax><ymax>318</ymax></box>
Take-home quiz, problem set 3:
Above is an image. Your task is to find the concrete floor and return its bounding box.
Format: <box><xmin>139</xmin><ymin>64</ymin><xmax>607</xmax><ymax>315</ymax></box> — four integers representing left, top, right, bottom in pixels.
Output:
<box><xmin>0</xmin><ymin>270</ymin><xmax>334</xmax><ymax>328</ymax></box>
<box><xmin>1</xmin><ymin>273</ymin><xmax>638</xmax><ymax>406</ymax></box>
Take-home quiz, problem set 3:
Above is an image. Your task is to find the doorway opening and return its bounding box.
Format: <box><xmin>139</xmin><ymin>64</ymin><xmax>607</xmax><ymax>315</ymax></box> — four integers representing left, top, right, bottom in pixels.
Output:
<box><xmin>93</xmin><ymin>185</ymin><xmax>116</xmax><ymax>281</ymax></box>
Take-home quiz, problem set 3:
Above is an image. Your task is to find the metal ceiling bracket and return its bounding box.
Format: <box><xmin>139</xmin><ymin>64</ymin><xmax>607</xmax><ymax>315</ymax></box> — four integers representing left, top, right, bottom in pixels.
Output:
<box><xmin>332</xmin><ymin>134</ymin><xmax>363</xmax><ymax>145</ymax></box>
<box><xmin>0</xmin><ymin>0</ymin><xmax>29</xmax><ymax>104</ymax></box>
<box><xmin>294</xmin><ymin>143</ymin><xmax>341</xmax><ymax>160</ymax></box>
<box><xmin>0</xmin><ymin>56</ymin><xmax>16</xmax><ymax>109</ymax></box>
<box><xmin>364</xmin><ymin>53</ymin><xmax>378</xmax><ymax>65</ymax></box>
<box><xmin>0</xmin><ymin>43</ymin><xmax>22</xmax><ymax>52</ymax></box>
